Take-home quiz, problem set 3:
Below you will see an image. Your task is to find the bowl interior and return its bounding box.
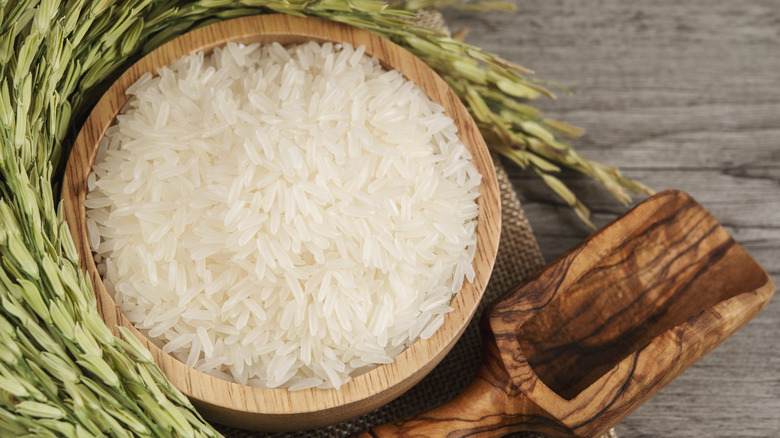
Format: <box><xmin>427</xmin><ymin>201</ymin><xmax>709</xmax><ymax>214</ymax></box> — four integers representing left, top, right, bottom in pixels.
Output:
<box><xmin>62</xmin><ymin>14</ymin><xmax>500</xmax><ymax>431</ymax></box>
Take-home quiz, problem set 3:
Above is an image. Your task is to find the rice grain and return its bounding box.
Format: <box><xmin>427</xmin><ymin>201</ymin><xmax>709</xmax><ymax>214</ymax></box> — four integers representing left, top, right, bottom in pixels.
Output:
<box><xmin>87</xmin><ymin>41</ymin><xmax>480</xmax><ymax>390</ymax></box>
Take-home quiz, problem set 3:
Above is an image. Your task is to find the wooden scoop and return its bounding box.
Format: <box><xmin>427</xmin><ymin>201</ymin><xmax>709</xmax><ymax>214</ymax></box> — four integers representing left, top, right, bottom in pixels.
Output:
<box><xmin>359</xmin><ymin>190</ymin><xmax>775</xmax><ymax>437</ymax></box>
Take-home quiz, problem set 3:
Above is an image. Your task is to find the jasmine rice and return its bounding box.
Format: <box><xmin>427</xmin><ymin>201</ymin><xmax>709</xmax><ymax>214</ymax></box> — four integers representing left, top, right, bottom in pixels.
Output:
<box><xmin>86</xmin><ymin>41</ymin><xmax>480</xmax><ymax>390</ymax></box>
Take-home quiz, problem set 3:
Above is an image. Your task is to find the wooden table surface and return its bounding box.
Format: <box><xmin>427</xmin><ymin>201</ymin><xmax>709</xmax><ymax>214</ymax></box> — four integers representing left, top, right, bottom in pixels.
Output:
<box><xmin>443</xmin><ymin>1</ymin><xmax>780</xmax><ymax>437</ymax></box>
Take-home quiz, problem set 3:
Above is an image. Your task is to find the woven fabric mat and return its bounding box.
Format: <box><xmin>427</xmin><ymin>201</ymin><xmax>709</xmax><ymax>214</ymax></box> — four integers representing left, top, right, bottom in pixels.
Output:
<box><xmin>215</xmin><ymin>11</ymin><xmax>618</xmax><ymax>438</ymax></box>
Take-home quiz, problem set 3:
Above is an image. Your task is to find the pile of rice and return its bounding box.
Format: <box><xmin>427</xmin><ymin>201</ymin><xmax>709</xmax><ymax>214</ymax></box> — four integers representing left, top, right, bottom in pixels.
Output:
<box><xmin>85</xmin><ymin>41</ymin><xmax>481</xmax><ymax>390</ymax></box>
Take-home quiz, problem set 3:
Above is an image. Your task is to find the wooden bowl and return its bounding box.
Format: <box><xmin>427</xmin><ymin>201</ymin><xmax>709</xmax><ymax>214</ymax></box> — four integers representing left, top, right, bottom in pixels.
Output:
<box><xmin>62</xmin><ymin>14</ymin><xmax>501</xmax><ymax>431</ymax></box>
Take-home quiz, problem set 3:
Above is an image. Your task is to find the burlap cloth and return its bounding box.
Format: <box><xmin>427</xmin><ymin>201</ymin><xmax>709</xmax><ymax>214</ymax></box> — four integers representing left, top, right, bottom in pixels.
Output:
<box><xmin>215</xmin><ymin>12</ymin><xmax>618</xmax><ymax>438</ymax></box>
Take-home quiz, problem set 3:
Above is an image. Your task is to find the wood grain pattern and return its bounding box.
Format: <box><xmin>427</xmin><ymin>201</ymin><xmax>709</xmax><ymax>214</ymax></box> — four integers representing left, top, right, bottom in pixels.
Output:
<box><xmin>444</xmin><ymin>2</ymin><xmax>780</xmax><ymax>435</ymax></box>
<box><xmin>360</xmin><ymin>190</ymin><xmax>774</xmax><ymax>437</ymax></box>
<box><xmin>60</xmin><ymin>15</ymin><xmax>501</xmax><ymax>431</ymax></box>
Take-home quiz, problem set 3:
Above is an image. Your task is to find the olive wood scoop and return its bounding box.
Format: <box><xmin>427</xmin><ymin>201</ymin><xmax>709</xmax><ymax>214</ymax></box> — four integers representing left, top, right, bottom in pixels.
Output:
<box><xmin>359</xmin><ymin>190</ymin><xmax>775</xmax><ymax>438</ymax></box>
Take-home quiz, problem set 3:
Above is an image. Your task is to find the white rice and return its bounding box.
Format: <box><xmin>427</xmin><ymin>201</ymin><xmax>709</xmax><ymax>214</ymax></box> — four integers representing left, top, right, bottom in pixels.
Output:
<box><xmin>86</xmin><ymin>41</ymin><xmax>481</xmax><ymax>390</ymax></box>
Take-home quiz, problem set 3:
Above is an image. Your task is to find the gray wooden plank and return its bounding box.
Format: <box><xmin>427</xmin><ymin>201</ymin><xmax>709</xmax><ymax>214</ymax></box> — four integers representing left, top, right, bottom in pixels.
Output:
<box><xmin>445</xmin><ymin>1</ymin><xmax>780</xmax><ymax>436</ymax></box>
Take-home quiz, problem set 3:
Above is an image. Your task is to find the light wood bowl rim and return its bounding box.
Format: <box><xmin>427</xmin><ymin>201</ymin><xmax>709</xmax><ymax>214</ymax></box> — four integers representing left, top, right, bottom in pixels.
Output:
<box><xmin>62</xmin><ymin>14</ymin><xmax>501</xmax><ymax>430</ymax></box>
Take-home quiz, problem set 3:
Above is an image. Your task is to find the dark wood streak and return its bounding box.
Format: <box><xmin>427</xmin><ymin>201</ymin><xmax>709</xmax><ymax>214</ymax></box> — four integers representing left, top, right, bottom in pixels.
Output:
<box><xmin>357</xmin><ymin>191</ymin><xmax>775</xmax><ymax>438</ymax></box>
<box><xmin>568</xmin><ymin>344</ymin><xmax>644</xmax><ymax>430</ymax></box>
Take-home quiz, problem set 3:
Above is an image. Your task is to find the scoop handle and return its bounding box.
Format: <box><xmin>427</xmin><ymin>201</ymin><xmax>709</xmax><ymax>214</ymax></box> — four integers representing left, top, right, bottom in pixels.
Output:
<box><xmin>355</xmin><ymin>335</ymin><xmax>571</xmax><ymax>438</ymax></box>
